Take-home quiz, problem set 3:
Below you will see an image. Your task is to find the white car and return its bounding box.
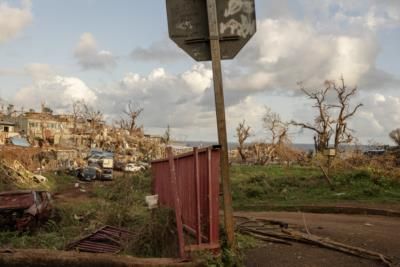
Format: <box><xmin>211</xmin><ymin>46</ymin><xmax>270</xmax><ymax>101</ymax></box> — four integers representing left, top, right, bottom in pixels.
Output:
<box><xmin>123</xmin><ymin>163</ymin><xmax>145</xmax><ymax>172</ymax></box>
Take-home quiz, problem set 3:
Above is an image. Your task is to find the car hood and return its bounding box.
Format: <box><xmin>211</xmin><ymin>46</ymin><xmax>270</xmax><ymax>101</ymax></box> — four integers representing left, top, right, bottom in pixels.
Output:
<box><xmin>0</xmin><ymin>194</ymin><xmax>34</xmax><ymax>211</ymax></box>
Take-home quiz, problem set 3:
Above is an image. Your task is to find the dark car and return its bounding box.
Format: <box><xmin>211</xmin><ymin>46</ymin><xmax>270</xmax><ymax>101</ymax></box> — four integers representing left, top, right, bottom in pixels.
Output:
<box><xmin>99</xmin><ymin>169</ymin><xmax>113</xmax><ymax>181</ymax></box>
<box><xmin>79</xmin><ymin>166</ymin><xmax>99</xmax><ymax>182</ymax></box>
<box><xmin>0</xmin><ymin>190</ymin><xmax>53</xmax><ymax>231</ymax></box>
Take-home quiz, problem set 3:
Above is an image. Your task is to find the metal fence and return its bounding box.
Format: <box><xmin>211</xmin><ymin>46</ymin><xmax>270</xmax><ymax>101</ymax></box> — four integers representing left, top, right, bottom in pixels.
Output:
<box><xmin>151</xmin><ymin>146</ymin><xmax>220</xmax><ymax>257</ymax></box>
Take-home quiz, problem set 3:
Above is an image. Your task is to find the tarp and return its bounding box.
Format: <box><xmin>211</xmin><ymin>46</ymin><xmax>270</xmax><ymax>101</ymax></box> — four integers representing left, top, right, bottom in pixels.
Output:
<box><xmin>10</xmin><ymin>137</ymin><xmax>31</xmax><ymax>147</ymax></box>
<box><xmin>89</xmin><ymin>149</ymin><xmax>113</xmax><ymax>159</ymax></box>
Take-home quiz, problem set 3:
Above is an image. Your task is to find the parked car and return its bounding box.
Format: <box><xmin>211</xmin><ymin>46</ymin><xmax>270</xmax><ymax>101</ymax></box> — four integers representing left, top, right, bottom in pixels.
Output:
<box><xmin>123</xmin><ymin>163</ymin><xmax>145</xmax><ymax>172</ymax></box>
<box><xmin>0</xmin><ymin>190</ymin><xmax>53</xmax><ymax>231</ymax></box>
<box><xmin>99</xmin><ymin>169</ymin><xmax>113</xmax><ymax>181</ymax></box>
<box><xmin>79</xmin><ymin>166</ymin><xmax>100</xmax><ymax>182</ymax></box>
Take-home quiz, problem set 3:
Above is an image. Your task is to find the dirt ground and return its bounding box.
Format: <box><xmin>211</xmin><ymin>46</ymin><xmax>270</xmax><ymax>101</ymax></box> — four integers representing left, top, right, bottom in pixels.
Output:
<box><xmin>52</xmin><ymin>182</ymin><xmax>95</xmax><ymax>203</ymax></box>
<box><xmin>238</xmin><ymin>211</ymin><xmax>400</xmax><ymax>267</ymax></box>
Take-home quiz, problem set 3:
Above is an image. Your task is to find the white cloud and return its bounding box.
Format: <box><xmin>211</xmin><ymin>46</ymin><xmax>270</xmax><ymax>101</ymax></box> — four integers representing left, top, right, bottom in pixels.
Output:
<box><xmin>130</xmin><ymin>39</ymin><xmax>187</xmax><ymax>63</ymax></box>
<box><xmin>231</xmin><ymin>17</ymin><xmax>392</xmax><ymax>94</ymax></box>
<box><xmin>0</xmin><ymin>0</ymin><xmax>32</xmax><ymax>43</ymax></box>
<box><xmin>95</xmin><ymin>65</ymin><xmax>215</xmax><ymax>136</ymax></box>
<box><xmin>24</xmin><ymin>63</ymin><xmax>55</xmax><ymax>81</ymax></box>
<box><xmin>349</xmin><ymin>93</ymin><xmax>400</xmax><ymax>143</ymax></box>
<box><xmin>14</xmin><ymin>76</ymin><xmax>97</xmax><ymax>112</ymax></box>
<box><xmin>181</xmin><ymin>64</ymin><xmax>212</xmax><ymax>93</ymax></box>
<box><xmin>74</xmin><ymin>32</ymin><xmax>116</xmax><ymax>70</ymax></box>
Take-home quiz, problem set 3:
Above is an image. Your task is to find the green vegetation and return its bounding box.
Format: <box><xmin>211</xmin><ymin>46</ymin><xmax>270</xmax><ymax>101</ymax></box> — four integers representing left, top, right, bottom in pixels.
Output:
<box><xmin>231</xmin><ymin>164</ymin><xmax>400</xmax><ymax>208</ymax></box>
<box><xmin>2</xmin><ymin>161</ymin><xmax>400</xmax><ymax>265</ymax></box>
<box><xmin>0</xmin><ymin>171</ymin><xmax>178</xmax><ymax>258</ymax></box>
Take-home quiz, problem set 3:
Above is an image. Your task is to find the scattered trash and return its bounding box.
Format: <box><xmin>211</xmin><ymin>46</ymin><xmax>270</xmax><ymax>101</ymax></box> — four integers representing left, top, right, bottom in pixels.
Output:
<box><xmin>32</xmin><ymin>175</ymin><xmax>47</xmax><ymax>183</ymax></box>
<box><xmin>9</xmin><ymin>137</ymin><xmax>30</xmax><ymax>148</ymax></box>
<box><xmin>334</xmin><ymin>192</ymin><xmax>346</xmax><ymax>196</ymax></box>
<box><xmin>145</xmin><ymin>195</ymin><xmax>159</xmax><ymax>209</ymax></box>
<box><xmin>73</xmin><ymin>214</ymin><xmax>84</xmax><ymax>221</ymax></box>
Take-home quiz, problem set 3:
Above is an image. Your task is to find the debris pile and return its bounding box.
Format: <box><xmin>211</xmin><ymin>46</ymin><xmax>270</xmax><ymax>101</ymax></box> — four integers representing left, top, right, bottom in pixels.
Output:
<box><xmin>0</xmin><ymin>160</ymin><xmax>48</xmax><ymax>188</ymax></box>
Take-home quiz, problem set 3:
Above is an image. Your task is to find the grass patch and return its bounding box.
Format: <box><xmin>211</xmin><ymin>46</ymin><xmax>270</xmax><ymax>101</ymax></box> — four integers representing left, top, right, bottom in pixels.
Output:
<box><xmin>0</xmin><ymin>171</ymin><xmax>179</xmax><ymax>258</ymax></box>
<box><xmin>231</xmin><ymin>165</ymin><xmax>400</xmax><ymax>208</ymax></box>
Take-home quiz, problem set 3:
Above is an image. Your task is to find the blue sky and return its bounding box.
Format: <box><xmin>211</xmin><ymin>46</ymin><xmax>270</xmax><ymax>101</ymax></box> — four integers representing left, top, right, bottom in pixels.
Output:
<box><xmin>1</xmin><ymin>0</ymin><xmax>400</xmax><ymax>144</ymax></box>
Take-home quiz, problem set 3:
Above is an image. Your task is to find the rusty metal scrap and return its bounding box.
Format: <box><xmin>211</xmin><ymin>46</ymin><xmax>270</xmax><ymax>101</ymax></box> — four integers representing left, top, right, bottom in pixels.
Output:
<box><xmin>66</xmin><ymin>226</ymin><xmax>134</xmax><ymax>254</ymax></box>
<box><xmin>0</xmin><ymin>190</ymin><xmax>53</xmax><ymax>231</ymax></box>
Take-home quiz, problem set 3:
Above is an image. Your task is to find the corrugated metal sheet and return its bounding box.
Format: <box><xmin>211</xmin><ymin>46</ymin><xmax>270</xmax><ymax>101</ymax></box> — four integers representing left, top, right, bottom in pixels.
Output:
<box><xmin>66</xmin><ymin>226</ymin><xmax>134</xmax><ymax>254</ymax></box>
<box><xmin>151</xmin><ymin>146</ymin><xmax>220</xmax><ymax>256</ymax></box>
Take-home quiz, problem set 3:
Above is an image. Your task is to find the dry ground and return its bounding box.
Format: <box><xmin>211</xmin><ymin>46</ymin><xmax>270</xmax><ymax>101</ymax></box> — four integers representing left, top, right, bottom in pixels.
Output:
<box><xmin>238</xmin><ymin>211</ymin><xmax>400</xmax><ymax>267</ymax></box>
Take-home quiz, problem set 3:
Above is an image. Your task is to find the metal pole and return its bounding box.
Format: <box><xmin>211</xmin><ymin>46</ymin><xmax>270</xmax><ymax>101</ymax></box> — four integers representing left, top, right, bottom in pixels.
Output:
<box><xmin>206</xmin><ymin>0</ymin><xmax>235</xmax><ymax>249</ymax></box>
<box><xmin>194</xmin><ymin>147</ymin><xmax>202</xmax><ymax>245</ymax></box>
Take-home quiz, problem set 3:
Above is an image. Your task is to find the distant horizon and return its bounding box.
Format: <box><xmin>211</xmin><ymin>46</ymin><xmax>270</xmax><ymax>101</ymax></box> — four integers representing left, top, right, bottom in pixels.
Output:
<box><xmin>181</xmin><ymin>140</ymin><xmax>393</xmax><ymax>151</ymax></box>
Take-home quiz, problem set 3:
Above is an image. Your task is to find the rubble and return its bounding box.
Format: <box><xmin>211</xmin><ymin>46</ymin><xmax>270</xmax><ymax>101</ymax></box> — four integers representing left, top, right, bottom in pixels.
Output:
<box><xmin>0</xmin><ymin>159</ymin><xmax>48</xmax><ymax>188</ymax></box>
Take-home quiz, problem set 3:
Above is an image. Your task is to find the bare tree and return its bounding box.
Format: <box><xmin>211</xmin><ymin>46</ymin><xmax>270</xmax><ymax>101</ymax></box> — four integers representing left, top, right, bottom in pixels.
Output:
<box><xmin>236</xmin><ymin>120</ymin><xmax>252</xmax><ymax>162</ymax></box>
<box><xmin>263</xmin><ymin>107</ymin><xmax>289</xmax><ymax>145</ymax></box>
<box><xmin>82</xmin><ymin>103</ymin><xmax>103</xmax><ymax>129</ymax></box>
<box><xmin>72</xmin><ymin>100</ymin><xmax>85</xmax><ymax>134</ymax></box>
<box><xmin>162</xmin><ymin>125</ymin><xmax>171</xmax><ymax>144</ymax></box>
<box><xmin>292</xmin><ymin>83</ymin><xmax>333</xmax><ymax>152</ymax></box>
<box><xmin>389</xmin><ymin>129</ymin><xmax>400</xmax><ymax>146</ymax></box>
<box><xmin>292</xmin><ymin>77</ymin><xmax>362</xmax><ymax>152</ymax></box>
<box><xmin>79</xmin><ymin>102</ymin><xmax>103</xmax><ymax>147</ymax></box>
<box><xmin>246</xmin><ymin>108</ymin><xmax>290</xmax><ymax>165</ymax></box>
<box><xmin>119</xmin><ymin>101</ymin><xmax>143</xmax><ymax>135</ymax></box>
<box><xmin>330</xmin><ymin>77</ymin><xmax>363</xmax><ymax>150</ymax></box>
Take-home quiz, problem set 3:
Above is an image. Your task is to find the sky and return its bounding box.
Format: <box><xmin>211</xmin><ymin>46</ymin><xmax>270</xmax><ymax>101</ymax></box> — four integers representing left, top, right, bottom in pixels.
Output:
<box><xmin>0</xmin><ymin>0</ymin><xmax>400</xmax><ymax>144</ymax></box>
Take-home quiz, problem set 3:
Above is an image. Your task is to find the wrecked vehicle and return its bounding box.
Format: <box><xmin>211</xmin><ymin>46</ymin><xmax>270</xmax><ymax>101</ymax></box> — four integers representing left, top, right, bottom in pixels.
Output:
<box><xmin>0</xmin><ymin>190</ymin><xmax>53</xmax><ymax>231</ymax></box>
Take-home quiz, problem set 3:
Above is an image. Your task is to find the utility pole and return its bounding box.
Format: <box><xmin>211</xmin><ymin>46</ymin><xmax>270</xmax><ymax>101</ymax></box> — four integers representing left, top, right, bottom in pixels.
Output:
<box><xmin>206</xmin><ymin>0</ymin><xmax>235</xmax><ymax>248</ymax></box>
<box><xmin>166</xmin><ymin>0</ymin><xmax>256</xmax><ymax>250</ymax></box>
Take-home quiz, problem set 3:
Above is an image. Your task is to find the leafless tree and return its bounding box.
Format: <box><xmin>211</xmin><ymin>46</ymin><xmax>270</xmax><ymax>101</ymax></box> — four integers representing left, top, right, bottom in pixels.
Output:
<box><xmin>292</xmin><ymin>77</ymin><xmax>362</xmax><ymax>152</ymax></box>
<box><xmin>72</xmin><ymin>100</ymin><xmax>85</xmax><ymax>134</ymax></box>
<box><xmin>389</xmin><ymin>129</ymin><xmax>400</xmax><ymax>146</ymax></box>
<box><xmin>162</xmin><ymin>125</ymin><xmax>171</xmax><ymax>144</ymax></box>
<box><xmin>263</xmin><ymin>107</ymin><xmax>289</xmax><ymax>146</ymax></box>
<box><xmin>236</xmin><ymin>120</ymin><xmax>252</xmax><ymax>162</ymax></box>
<box><xmin>80</xmin><ymin>103</ymin><xmax>103</xmax><ymax>147</ymax></box>
<box><xmin>292</xmin><ymin>83</ymin><xmax>333</xmax><ymax>152</ymax></box>
<box><xmin>329</xmin><ymin>77</ymin><xmax>363</xmax><ymax>150</ymax></box>
<box><xmin>83</xmin><ymin>103</ymin><xmax>103</xmax><ymax>130</ymax></box>
<box><xmin>119</xmin><ymin>101</ymin><xmax>143</xmax><ymax>135</ymax></box>
<box><xmin>249</xmin><ymin>108</ymin><xmax>291</xmax><ymax>165</ymax></box>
